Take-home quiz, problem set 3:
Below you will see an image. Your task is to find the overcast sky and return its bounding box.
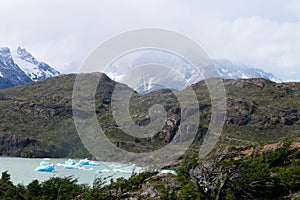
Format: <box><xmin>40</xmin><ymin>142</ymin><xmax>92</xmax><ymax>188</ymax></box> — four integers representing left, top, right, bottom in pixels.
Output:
<box><xmin>1</xmin><ymin>0</ymin><xmax>300</xmax><ymax>81</ymax></box>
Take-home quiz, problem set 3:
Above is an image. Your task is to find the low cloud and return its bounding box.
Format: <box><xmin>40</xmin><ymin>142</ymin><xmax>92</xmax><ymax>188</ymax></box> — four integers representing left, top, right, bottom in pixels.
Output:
<box><xmin>0</xmin><ymin>0</ymin><xmax>299</xmax><ymax>81</ymax></box>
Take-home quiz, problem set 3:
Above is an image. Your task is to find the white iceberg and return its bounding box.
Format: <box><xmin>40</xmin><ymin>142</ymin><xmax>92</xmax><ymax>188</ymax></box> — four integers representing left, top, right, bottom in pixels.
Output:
<box><xmin>65</xmin><ymin>159</ymin><xmax>77</xmax><ymax>165</ymax></box>
<box><xmin>40</xmin><ymin>161</ymin><xmax>51</xmax><ymax>166</ymax></box>
<box><xmin>64</xmin><ymin>163</ymin><xmax>81</xmax><ymax>170</ymax></box>
<box><xmin>97</xmin><ymin>169</ymin><xmax>111</xmax><ymax>173</ymax></box>
<box><xmin>56</xmin><ymin>159</ymin><xmax>88</xmax><ymax>170</ymax></box>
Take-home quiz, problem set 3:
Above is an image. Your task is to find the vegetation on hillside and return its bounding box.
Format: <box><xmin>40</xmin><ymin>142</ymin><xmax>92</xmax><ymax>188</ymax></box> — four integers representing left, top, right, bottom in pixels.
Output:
<box><xmin>0</xmin><ymin>139</ymin><xmax>299</xmax><ymax>199</ymax></box>
<box><xmin>0</xmin><ymin>74</ymin><xmax>299</xmax><ymax>158</ymax></box>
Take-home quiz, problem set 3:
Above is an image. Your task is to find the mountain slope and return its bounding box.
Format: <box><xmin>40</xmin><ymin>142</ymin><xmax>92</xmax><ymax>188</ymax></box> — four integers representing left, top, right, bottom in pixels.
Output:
<box><xmin>0</xmin><ymin>73</ymin><xmax>298</xmax><ymax>158</ymax></box>
<box><xmin>0</xmin><ymin>46</ymin><xmax>60</xmax><ymax>89</ymax></box>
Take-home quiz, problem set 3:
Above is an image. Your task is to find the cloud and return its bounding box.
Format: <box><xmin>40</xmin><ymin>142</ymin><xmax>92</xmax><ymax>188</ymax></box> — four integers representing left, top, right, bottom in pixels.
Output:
<box><xmin>0</xmin><ymin>0</ymin><xmax>299</xmax><ymax>81</ymax></box>
<box><xmin>205</xmin><ymin>16</ymin><xmax>300</xmax><ymax>81</ymax></box>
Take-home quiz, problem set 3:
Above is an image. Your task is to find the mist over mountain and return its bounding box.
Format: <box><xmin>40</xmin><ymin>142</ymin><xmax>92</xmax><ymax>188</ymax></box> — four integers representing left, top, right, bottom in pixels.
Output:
<box><xmin>105</xmin><ymin>50</ymin><xmax>282</xmax><ymax>94</ymax></box>
<box><xmin>0</xmin><ymin>46</ymin><xmax>283</xmax><ymax>94</ymax></box>
<box><xmin>214</xmin><ymin>59</ymin><xmax>282</xmax><ymax>83</ymax></box>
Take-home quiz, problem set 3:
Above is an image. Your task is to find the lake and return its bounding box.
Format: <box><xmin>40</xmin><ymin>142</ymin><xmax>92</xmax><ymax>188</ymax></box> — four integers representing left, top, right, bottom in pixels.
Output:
<box><xmin>0</xmin><ymin>157</ymin><xmax>141</xmax><ymax>186</ymax></box>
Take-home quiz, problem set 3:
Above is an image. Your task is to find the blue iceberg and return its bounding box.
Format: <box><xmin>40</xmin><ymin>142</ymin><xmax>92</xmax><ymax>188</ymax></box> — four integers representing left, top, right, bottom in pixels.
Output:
<box><xmin>35</xmin><ymin>161</ymin><xmax>54</xmax><ymax>172</ymax></box>
<box><xmin>79</xmin><ymin>158</ymin><xmax>100</xmax><ymax>166</ymax></box>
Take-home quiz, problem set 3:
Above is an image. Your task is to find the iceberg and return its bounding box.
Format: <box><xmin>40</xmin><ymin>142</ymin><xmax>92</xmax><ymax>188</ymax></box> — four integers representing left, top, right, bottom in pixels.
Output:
<box><xmin>56</xmin><ymin>159</ymin><xmax>86</xmax><ymax>170</ymax></box>
<box><xmin>64</xmin><ymin>163</ymin><xmax>80</xmax><ymax>169</ymax></box>
<box><xmin>88</xmin><ymin>161</ymin><xmax>100</xmax><ymax>166</ymax></box>
<box><xmin>40</xmin><ymin>161</ymin><xmax>51</xmax><ymax>166</ymax></box>
<box><xmin>97</xmin><ymin>169</ymin><xmax>111</xmax><ymax>173</ymax></box>
<box><xmin>79</xmin><ymin>158</ymin><xmax>90</xmax><ymax>165</ymax></box>
<box><xmin>65</xmin><ymin>159</ymin><xmax>77</xmax><ymax>165</ymax></box>
<box><xmin>79</xmin><ymin>158</ymin><xmax>100</xmax><ymax>166</ymax></box>
<box><xmin>65</xmin><ymin>160</ymin><xmax>82</xmax><ymax>169</ymax></box>
<box><xmin>35</xmin><ymin>161</ymin><xmax>54</xmax><ymax>172</ymax></box>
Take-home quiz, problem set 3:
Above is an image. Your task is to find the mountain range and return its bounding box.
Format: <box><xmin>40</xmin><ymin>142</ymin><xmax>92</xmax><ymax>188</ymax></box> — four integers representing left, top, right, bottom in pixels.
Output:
<box><xmin>0</xmin><ymin>47</ymin><xmax>60</xmax><ymax>89</ymax></box>
<box><xmin>105</xmin><ymin>50</ymin><xmax>282</xmax><ymax>93</ymax></box>
<box><xmin>0</xmin><ymin>47</ymin><xmax>283</xmax><ymax>92</ymax></box>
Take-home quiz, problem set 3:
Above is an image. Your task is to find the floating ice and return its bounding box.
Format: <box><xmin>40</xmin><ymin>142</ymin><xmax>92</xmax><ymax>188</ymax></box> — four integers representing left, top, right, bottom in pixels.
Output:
<box><xmin>79</xmin><ymin>158</ymin><xmax>90</xmax><ymax>165</ymax></box>
<box><xmin>88</xmin><ymin>161</ymin><xmax>100</xmax><ymax>166</ymax></box>
<box><xmin>65</xmin><ymin>159</ymin><xmax>77</xmax><ymax>165</ymax></box>
<box><xmin>56</xmin><ymin>159</ymin><xmax>84</xmax><ymax>169</ymax></box>
<box><xmin>79</xmin><ymin>158</ymin><xmax>100</xmax><ymax>166</ymax></box>
<box><xmin>97</xmin><ymin>169</ymin><xmax>111</xmax><ymax>173</ymax></box>
<box><xmin>64</xmin><ymin>163</ymin><xmax>82</xmax><ymax>170</ymax></box>
<box><xmin>35</xmin><ymin>161</ymin><xmax>54</xmax><ymax>172</ymax></box>
<box><xmin>54</xmin><ymin>158</ymin><xmax>142</xmax><ymax>176</ymax></box>
<box><xmin>40</xmin><ymin>161</ymin><xmax>51</xmax><ymax>166</ymax></box>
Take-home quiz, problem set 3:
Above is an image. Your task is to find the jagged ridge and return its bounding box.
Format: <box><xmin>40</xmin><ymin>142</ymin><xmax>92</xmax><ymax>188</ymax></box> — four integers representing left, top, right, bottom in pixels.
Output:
<box><xmin>0</xmin><ymin>46</ymin><xmax>60</xmax><ymax>89</ymax></box>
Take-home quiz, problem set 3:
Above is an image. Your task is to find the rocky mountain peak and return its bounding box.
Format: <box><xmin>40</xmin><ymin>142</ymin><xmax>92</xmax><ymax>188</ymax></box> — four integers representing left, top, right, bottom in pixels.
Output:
<box><xmin>16</xmin><ymin>47</ymin><xmax>39</xmax><ymax>65</ymax></box>
<box><xmin>0</xmin><ymin>46</ymin><xmax>60</xmax><ymax>89</ymax></box>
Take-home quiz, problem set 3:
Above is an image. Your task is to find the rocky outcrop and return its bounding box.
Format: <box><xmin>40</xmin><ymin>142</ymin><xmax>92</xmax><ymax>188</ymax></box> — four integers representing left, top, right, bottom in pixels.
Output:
<box><xmin>14</xmin><ymin>100</ymin><xmax>70</xmax><ymax>119</ymax></box>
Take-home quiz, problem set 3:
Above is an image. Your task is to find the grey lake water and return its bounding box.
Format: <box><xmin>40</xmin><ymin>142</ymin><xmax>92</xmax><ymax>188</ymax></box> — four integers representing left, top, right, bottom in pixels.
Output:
<box><xmin>0</xmin><ymin>157</ymin><xmax>140</xmax><ymax>186</ymax></box>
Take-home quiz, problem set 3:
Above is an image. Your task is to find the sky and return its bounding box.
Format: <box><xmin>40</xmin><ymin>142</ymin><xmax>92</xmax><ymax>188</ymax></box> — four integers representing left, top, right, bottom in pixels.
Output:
<box><xmin>0</xmin><ymin>0</ymin><xmax>300</xmax><ymax>81</ymax></box>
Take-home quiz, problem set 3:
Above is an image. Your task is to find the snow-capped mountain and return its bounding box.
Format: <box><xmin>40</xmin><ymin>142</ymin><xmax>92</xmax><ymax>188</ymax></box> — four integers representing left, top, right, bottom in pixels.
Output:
<box><xmin>0</xmin><ymin>47</ymin><xmax>32</xmax><ymax>89</ymax></box>
<box><xmin>214</xmin><ymin>59</ymin><xmax>282</xmax><ymax>83</ymax></box>
<box><xmin>11</xmin><ymin>47</ymin><xmax>60</xmax><ymax>82</ymax></box>
<box><xmin>0</xmin><ymin>46</ymin><xmax>60</xmax><ymax>89</ymax></box>
<box><xmin>104</xmin><ymin>50</ymin><xmax>282</xmax><ymax>94</ymax></box>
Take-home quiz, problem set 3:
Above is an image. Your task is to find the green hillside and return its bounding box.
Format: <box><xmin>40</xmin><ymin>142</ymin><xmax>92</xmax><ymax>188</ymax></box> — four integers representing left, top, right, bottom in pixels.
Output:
<box><xmin>0</xmin><ymin>73</ymin><xmax>299</xmax><ymax>160</ymax></box>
